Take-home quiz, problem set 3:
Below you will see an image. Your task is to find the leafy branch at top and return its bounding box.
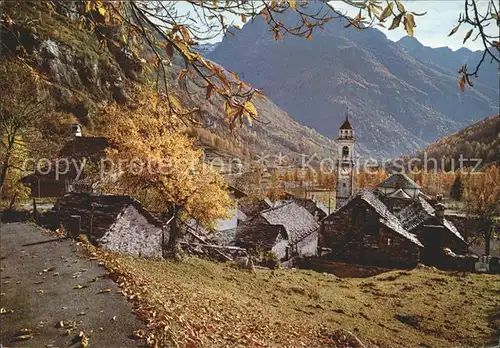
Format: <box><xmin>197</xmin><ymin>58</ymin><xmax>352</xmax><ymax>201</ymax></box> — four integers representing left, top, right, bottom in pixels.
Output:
<box><xmin>3</xmin><ymin>0</ymin><xmax>493</xmax><ymax>125</ymax></box>
<box><xmin>35</xmin><ymin>0</ymin><xmax>426</xmax><ymax>128</ymax></box>
<box><xmin>448</xmin><ymin>0</ymin><xmax>500</xmax><ymax>91</ymax></box>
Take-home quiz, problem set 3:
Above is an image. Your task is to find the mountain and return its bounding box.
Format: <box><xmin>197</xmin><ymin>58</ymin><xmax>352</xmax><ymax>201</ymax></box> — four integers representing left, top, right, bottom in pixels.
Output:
<box><xmin>207</xmin><ymin>10</ymin><xmax>499</xmax><ymax>157</ymax></box>
<box><xmin>397</xmin><ymin>36</ymin><xmax>499</xmax><ymax>90</ymax></box>
<box><xmin>1</xmin><ymin>2</ymin><xmax>335</xmax><ymax>163</ymax></box>
<box><xmin>417</xmin><ymin>114</ymin><xmax>500</xmax><ymax>168</ymax></box>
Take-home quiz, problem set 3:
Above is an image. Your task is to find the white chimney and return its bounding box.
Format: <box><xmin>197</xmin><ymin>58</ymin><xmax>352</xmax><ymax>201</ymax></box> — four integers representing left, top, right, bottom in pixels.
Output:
<box><xmin>71</xmin><ymin>124</ymin><xmax>82</xmax><ymax>137</ymax></box>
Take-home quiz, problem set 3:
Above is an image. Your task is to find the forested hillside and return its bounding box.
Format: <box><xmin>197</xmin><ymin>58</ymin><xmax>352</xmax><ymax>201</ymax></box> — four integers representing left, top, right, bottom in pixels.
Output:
<box><xmin>417</xmin><ymin>114</ymin><xmax>500</xmax><ymax>168</ymax></box>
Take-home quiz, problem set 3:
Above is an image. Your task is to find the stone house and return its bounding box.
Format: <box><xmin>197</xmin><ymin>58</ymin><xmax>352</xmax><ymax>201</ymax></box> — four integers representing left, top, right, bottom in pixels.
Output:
<box><xmin>22</xmin><ymin>125</ymin><xmax>111</xmax><ymax>198</ymax></box>
<box><xmin>321</xmin><ymin>172</ymin><xmax>468</xmax><ymax>268</ymax></box>
<box><xmin>322</xmin><ymin>190</ymin><xmax>424</xmax><ymax>268</ymax></box>
<box><xmin>397</xmin><ymin>197</ymin><xmax>467</xmax><ymax>263</ymax></box>
<box><xmin>57</xmin><ymin>193</ymin><xmax>165</xmax><ymax>258</ymax></box>
<box><xmin>291</xmin><ymin>198</ymin><xmax>330</xmax><ymax>221</ymax></box>
<box><xmin>376</xmin><ymin>172</ymin><xmax>422</xmax><ymax>199</ymax></box>
<box><xmin>232</xmin><ymin>223</ymin><xmax>288</xmax><ymax>259</ymax></box>
<box><xmin>238</xmin><ymin>197</ymin><xmax>274</xmax><ymax>218</ymax></box>
<box><xmin>218</xmin><ymin>202</ymin><xmax>319</xmax><ymax>260</ymax></box>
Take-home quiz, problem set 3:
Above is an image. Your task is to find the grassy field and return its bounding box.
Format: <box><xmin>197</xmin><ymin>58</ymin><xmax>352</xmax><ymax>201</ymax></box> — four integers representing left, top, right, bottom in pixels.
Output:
<box><xmin>98</xmin><ymin>252</ymin><xmax>500</xmax><ymax>348</ymax></box>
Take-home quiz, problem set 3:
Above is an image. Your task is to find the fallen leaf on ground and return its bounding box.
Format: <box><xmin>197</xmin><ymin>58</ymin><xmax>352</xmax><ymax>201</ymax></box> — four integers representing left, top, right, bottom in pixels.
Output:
<box><xmin>13</xmin><ymin>334</ymin><xmax>33</xmax><ymax>341</ymax></box>
<box><xmin>129</xmin><ymin>329</ymin><xmax>146</xmax><ymax>340</ymax></box>
<box><xmin>70</xmin><ymin>331</ymin><xmax>89</xmax><ymax>348</ymax></box>
<box><xmin>73</xmin><ymin>284</ymin><xmax>88</xmax><ymax>290</ymax></box>
<box><xmin>14</xmin><ymin>328</ymin><xmax>32</xmax><ymax>336</ymax></box>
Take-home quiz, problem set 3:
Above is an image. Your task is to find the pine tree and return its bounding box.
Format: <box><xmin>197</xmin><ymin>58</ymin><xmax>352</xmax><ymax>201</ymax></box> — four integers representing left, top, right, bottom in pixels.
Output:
<box><xmin>450</xmin><ymin>173</ymin><xmax>463</xmax><ymax>201</ymax></box>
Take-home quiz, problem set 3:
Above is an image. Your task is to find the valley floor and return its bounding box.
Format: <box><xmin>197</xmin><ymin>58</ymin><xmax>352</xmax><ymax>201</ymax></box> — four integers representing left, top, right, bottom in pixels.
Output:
<box><xmin>102</xmin><ymin>251</ymin><xmax>500</xmax><ymax>347</ymax></box>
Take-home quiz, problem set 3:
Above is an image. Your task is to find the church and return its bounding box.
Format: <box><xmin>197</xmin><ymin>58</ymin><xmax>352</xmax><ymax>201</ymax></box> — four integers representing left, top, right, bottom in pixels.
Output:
<box><xmin>335</xmin><ymin>114</ymin><xmax>355</xmax><ymax>209</ymax></box>
<box><xmin>323</xmin><ymin>115</ymin><xmax>467</xmax><ymax>268</ymax></box>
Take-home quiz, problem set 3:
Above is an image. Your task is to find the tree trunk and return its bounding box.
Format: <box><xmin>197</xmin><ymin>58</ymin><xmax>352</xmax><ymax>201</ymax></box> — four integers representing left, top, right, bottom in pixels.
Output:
<box><xmin>0</xmin><ymin>137</ymin><xmax>15</xmax><ymax>199</ymax></box>
<box><xmin>0</xmin><ymin>153</ymin><xmax>11</xmax><ymax>198</ymax></box>
<box><xmin>165</xmin><ymin>205</ymin><xmax>182</xmax><ymax>260</ymax></box>
<box><xmin>8</xmin><ymin>193</ymin><xmax>17</xmax><ymax>210</ymax></box>
<box><xmin>484</xmin><ymin>226</ymin><xmax>492</xmax><ymax>256</ymax></box>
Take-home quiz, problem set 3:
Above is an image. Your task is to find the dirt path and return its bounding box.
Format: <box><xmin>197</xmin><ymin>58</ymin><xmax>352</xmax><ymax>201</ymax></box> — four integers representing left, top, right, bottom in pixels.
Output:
<box><xmin>0</xmin><ymin>223</ymin><xmax>147</xmax><ymax>347</ymax></box>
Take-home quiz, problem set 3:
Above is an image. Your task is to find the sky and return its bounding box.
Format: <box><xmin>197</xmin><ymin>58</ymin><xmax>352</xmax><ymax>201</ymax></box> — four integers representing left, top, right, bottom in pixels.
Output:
<box><xmin>329</xmin><ymin>0</ymin><xmax>491</xmax><ymax>51</ymax></box>
<box><xmin>175</xmin><ymin>0</ymin><xmax>493</xmax><ymax>51</ymax></box>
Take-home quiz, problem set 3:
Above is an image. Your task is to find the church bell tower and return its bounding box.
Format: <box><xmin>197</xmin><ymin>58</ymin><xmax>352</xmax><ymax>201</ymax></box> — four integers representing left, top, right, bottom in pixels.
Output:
<box><xmin>335</xmin><ymin>112</ymin><xmax>355</xmax><ymax>209</ymax></box>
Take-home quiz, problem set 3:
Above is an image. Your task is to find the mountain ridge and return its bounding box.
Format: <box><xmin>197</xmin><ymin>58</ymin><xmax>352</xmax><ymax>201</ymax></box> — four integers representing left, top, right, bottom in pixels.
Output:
<box><xmin>207</xmin><ymin>14</ymin><xmax>499</xmax><ymax>157</ymax></box>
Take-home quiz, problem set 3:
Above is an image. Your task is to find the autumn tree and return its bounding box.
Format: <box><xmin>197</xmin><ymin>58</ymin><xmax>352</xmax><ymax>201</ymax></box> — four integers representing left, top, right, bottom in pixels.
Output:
<box><xmin>0</xmin><ymin>59</ymin><xmax>48</xmax><ymax>202</ymax></box>
<box><xmin>100</xmin><ymin>89</ymin><xmax>232</xmax><ymax>259</ymax></box>
<box><xmin>417</xmin><ymin>170</ymin><xmax>455</xmax><ymax>198</ymax></box>
<box><xmin>267</xmin><ymin>168</ymin><xmax>284</xmax><ymax>202</ymax></box>
<box><xmin>322</xmin><ymin>172</ymin><xmax>337</xmax><ymax>190</ymax></box>
<box><xmin>463</xmin><ymin>166</ymin><xmax>500</xmax><ymax>255</ymax></box>
<box><xmin>354</xmin><ymin>168</ymin><xmax>387</xmax><ymax>192</ymax></box>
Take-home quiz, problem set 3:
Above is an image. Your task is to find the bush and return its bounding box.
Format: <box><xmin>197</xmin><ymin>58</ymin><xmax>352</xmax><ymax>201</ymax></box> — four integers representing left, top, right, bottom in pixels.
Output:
<box><xmin>260</xmin><ymin>251</ymin><xmax>280</xmax><ymax>270</ymax></box>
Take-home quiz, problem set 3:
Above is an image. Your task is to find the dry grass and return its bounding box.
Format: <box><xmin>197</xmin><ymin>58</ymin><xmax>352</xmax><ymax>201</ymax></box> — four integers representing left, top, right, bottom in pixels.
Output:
<box><xmin>105</xmin><ymin>254</ymin><xmax>499</xmax><ymax>347</ymax></box>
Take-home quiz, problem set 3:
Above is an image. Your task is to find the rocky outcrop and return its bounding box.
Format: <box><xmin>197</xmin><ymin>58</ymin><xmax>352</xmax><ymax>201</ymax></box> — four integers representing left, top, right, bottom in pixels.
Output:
<box><xmin>1</xmin><ymin>2</ymin><xmax>131</xmax><ymax>126</ymax></box>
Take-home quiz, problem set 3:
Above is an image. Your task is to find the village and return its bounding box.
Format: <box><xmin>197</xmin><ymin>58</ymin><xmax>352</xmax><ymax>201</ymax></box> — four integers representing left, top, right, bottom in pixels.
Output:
<box><xmin>2</xmin><ymin>116</ymin><xmax>499</xmax><ymax>346</ymax></box>
<box><xmin>1</xmin><ymin>110</ymin><xmax>499</xmax><ymax>347</ymax></box>
<box><xmin>10</xmin><ymin>117</ymin><xmax>497</xmax><ymax>274</ymax></box>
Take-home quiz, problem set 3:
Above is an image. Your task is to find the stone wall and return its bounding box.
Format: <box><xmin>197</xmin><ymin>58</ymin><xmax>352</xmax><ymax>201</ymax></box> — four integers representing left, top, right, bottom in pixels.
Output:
<box><xmin>292</xmin><ymin>229</ymin><xmax>318</xmax><ymax>258</ymax></box>
<box><xmin>271</xmin><ymin>235</ymin><xmax>289</xmax><ymax>260</ymax></box>
<box><xmin>99</xmin><ymin>205</ymin><xmax>164</xmax><ymax>258</ymax></box>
